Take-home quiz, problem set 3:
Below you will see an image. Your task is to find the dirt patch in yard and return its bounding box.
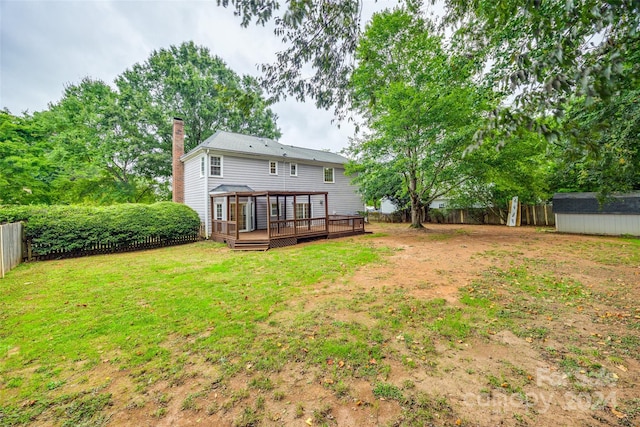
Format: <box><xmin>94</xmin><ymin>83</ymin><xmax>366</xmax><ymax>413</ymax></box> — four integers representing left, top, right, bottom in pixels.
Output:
<box><xmin>82</xmin><ymin>224</ymin><xmax>640</xmax><ymax>426</ymax></box>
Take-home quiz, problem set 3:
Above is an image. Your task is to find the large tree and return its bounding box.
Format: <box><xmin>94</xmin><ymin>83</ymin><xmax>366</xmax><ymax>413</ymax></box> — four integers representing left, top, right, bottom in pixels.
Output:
<box><xmin>4</xmin><ymin>42</ymin><xmax>282</xmax><ymax>205</ymax></box>
<box><xmin>115</xmin><ymin>41</ymin><xmax>281</xmax><ymax>179</ymax></box>
<box><xmin>550</xmin><ymin>89</ymin><xmax>640</xmax><ymax>193</ymax></box>
<box><xmin>0</xmin><ymin>111</ymin><xmax>55</xmax><ymax>204</ymax></box>
<box><xmin>347</xmin><ymin>8</ymin><xmax>492</xmax><ymax>228</ymax></box>
<box><xmin>219</xmin><ymin>0</ymin><xmax>640</xmax><ymax>193</ymax></box>
<box><xmin>219</xmin><ymin>0</ymin><xmax>638</xmax><ymax>113</ymax></box>
<box><xmin>45</xmin><ymin>78</ymin><xmax>166</xmax><ymax>204</ymax></box>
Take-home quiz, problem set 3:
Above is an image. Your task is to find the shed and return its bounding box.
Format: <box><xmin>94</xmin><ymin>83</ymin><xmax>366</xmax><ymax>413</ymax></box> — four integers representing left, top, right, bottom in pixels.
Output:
<box><xmin>552</xmin><ymin>192</ymin><xmax>640</xmax><ymax>236</ymax></box>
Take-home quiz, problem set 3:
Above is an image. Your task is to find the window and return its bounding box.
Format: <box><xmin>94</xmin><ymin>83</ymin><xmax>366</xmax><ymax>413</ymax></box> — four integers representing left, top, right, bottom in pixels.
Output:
<box><xmin>269</xmin><ymin>160</ymin><xmax>278</xmax><ymax>175</ymax></box>
<box><xmin>215</xmin><ymin>203</ymin><xmax>223</xmax><ymax>220</ymax></box>
<box><xmin>270</xmin><ymin>202</ymin><xmax>279</xmax><ymax>217</ymax></box>
<box><xmin>295</xmin><ymin>203</ymin><xmax>310</xmax><ymax>219</ymax></box>
<box><xmin>290</xmin><ymin>163</ymin><xmax>298</xmax><ymax>176</ymax></box>
<box><xmin>323</xmin><ymin>167</ymin><xmax>334</xmax><ymax>183</ymax></box>
<box><xmin>210</xmin><ymin>155</ymin><xmax>222</xmax><ymax>177</ymax></box>
<box><xmin>200</xmin><ymin>156</ymin><xmax>205</xmax><ymax>177</ymax></box>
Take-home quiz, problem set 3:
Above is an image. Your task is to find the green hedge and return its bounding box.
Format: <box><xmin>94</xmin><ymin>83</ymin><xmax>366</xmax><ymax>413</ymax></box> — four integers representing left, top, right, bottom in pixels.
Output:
<box><xmin>0</xmin><ymin>202</ymin><xmax>201</xmax><ymax>256</ymax></box>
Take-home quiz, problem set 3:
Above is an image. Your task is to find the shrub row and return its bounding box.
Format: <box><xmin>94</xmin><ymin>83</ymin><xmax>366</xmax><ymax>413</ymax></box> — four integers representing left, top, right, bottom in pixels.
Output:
<box><xmin>0</xmin><ymin>202</ymin><xmax>201</xmax><ymax>256</ymax></box>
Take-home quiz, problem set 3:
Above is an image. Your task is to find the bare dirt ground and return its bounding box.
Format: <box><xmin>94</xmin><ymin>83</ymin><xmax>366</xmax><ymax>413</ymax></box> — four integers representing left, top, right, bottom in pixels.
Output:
<box><xmin>102</xmin><ymin>223</ymin><xmax>640</xmax><ymax>426</ymax></box>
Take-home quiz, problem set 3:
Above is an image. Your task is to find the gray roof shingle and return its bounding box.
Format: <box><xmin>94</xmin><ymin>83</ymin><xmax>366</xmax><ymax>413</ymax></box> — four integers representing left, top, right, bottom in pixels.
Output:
<box><xmin>209</xmin><ymin>184</ymin><xmax>254</xmax><ymax>194</ymax></box>
<box><xmin>185</xmin><ymin>131</ymin><xmax>348</xmax><ymax>165</ymax></box>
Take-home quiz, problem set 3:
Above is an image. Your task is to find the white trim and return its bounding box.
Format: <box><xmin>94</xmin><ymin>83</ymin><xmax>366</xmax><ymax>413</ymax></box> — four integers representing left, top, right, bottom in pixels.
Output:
<box><xmin>215</xmin><ymin>202</ymin><xmax>223</xmax><ymax>220</ymax></box>
<box><xmin>323</xmin><ymin>167</ymin><xmax>335</xmax><ymax>183</ymax></box>
<box><xmin>204</xmin><ymin>150</ymin><xmax>210</xmax><ymax>237</ymax></box>
<box><xmin>295</xmin><ymin>202</ymin><xmax>311</xmax><ymax>219</ymax></box>
<box><xmin>269</xmin><ymin>160</ymin><xmax>278</xmax><ymax>175</ymax></box>
<box><xmin>210</xmin><ymin>155</ymin><xmax>223</xmax><ymax>178</ymax></box>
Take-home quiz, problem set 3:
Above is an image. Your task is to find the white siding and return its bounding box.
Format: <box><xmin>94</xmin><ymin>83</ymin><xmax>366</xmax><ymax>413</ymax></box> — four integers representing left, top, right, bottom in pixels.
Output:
<box><xmin>556</xmin><ymin>214</ymin><xmax>640</xmax><ymax>236</ymax></box>
<box><xmin>183</xmin><ymin>155</ymin><xmax>207</xmax><ymax>230</ymax></box>
<box><xmin>205</xmin><ymin>155</ymin><xmax>363</xmax><ymax>216</ymax></box>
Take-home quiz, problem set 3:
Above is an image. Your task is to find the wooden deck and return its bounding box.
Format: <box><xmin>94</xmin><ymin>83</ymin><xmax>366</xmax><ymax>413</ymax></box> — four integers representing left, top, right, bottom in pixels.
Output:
<box><xmin>212</xmin><ymin>215</ymin><xmax>365</xmax><ymax>251</ymax></box>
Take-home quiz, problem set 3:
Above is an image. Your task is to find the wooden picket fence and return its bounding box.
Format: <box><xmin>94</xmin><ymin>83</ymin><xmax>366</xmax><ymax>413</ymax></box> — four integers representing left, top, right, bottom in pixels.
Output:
<box><xmin>25</xmin><ymin>233</ymin><xmax>202</xmax><ymax>262</ymax></box>
<box><xmin>1</xmin><ymin>222</ymin><xmax>23</xmax><ymax>278</ymax></box>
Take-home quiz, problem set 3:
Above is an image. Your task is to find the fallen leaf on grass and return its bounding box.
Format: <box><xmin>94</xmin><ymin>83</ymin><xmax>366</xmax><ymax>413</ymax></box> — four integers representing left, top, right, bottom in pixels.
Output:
<box><xmin>608</xmin><ymin>403</ymin><xmax>627</xmax><ymax>419</ymax></box>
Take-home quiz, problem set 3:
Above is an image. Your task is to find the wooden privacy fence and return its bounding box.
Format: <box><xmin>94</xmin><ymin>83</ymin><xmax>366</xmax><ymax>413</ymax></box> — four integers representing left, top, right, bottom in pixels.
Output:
<box><xmin>1</xmin><ymin>222</ymin><xmax>23</xmax><ymax>278</ymax></box>
<box><xmin>429</xmin><ymin>204</ymin><xmax>554</xmax><ymax>226</ymax></box>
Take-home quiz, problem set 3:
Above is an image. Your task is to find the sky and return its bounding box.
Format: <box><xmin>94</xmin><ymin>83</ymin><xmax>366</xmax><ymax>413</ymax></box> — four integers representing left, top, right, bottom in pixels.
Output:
<box><xmin>0</xmin><ymin>0</ymin><xmax>394</xmax><ymax>153</ymax></box>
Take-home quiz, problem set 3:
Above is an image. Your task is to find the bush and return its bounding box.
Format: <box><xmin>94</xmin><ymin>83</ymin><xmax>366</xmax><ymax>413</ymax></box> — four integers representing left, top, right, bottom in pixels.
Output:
<box><xmin>0</xmin><ymin>203</ymin><xmax>201</xmax><ymax>256</ymax></box>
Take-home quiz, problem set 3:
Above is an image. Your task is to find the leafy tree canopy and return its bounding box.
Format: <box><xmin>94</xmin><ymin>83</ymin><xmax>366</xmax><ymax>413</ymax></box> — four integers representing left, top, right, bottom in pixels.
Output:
<box><xmin>220</xmin><ymin>0</ymin><xmax>640</xmax><ymax>193</ymax></box>
<box><xmin>346</xmin><ymin>8</ymin><xmax>494</xmax><ymax>227</ymax></box>
<box><xmin>2</xmin><ymin>42</ymin><xmax>281</xmax><ymax>205</ymax></box>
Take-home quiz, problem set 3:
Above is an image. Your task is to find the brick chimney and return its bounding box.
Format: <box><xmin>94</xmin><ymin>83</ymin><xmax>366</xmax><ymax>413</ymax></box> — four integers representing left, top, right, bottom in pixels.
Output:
<box><xmin>172</xmin><ymin>118</ymin><xmax>185</xmax><ymax>203</ymax></box>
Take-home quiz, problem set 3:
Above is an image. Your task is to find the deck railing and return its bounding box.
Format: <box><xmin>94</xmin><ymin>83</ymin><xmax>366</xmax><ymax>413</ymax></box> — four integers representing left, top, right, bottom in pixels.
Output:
<box><xmin>269</xmin><ymin>217</ymin><xmax>327</xmax><ymax>238</ymax></box>
<box><xmin>212</xmin><ymin>215</ymin><xmax>365</xmax><ymax>241</ymax></box>
<box><xmin>328</xmin><ymin>215</ymin><xmax>365</xmax><ymax>234</ymax></box>
<box><xmin>212</xmin><ymin>220</ymin><xmax>237</xmax><ymax>236</ymax></box>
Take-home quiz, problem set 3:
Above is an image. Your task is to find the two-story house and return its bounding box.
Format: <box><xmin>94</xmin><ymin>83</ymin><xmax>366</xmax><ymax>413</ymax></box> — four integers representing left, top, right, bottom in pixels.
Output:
<box><xmin>172</xmin><ymin>118</ymin><xmax>365</xmax><ymax>250</ymax></box>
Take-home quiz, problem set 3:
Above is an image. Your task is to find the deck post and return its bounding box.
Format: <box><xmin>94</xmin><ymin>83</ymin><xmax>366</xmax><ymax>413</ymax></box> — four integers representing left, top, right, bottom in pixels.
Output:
<box><xmin>324</xmin><ymin>193</ymin><xmax>329</xmax><ymax>233</ymax></box>
<box><xmin>235</xmin><ymin>194</ymin><xmax>240</xmax><ymax>240</ymax></box>
<box><xmin>308</xmin><ymin>194</ymin><xmax>311</xmax><ymax>230</ymax></box>
<box><xmin>293</xmin><ymin>195</ymin><xmax>297</xmax><ymax>236</ymax></box>
<box><xmin>210</xmin><ymin>195</ymin><xmax>214</xmax><ymax>238</ymax></box>
<box><xmin>267</xmin><ymin>194</ymin><xmax>271</xmax><ymax>238</ymax></box>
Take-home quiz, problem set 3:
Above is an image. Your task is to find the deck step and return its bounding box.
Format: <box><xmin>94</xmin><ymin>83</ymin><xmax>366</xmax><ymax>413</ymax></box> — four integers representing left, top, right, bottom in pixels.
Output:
<box><xmin>229</xmin><ymin>240</ymin><xmax>270</xmax><ymax>251</ymax></box>
<box><xmin>232</xmin><ymin>244</ymin><xmax>269</xmax><ymax>251</ymax></box>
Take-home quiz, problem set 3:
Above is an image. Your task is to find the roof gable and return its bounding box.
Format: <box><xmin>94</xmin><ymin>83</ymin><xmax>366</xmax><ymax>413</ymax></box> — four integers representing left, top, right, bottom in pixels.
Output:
<box><xmin>183</xmin><ymin>131</ymin><xmax>348</xmax><ymax>165</ymax></box>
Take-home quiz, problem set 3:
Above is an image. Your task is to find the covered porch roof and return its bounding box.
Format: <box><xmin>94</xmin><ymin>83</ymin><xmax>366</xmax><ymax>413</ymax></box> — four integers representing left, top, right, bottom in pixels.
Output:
<box><xmin>209</xmin><ymin>190</ymin><xmax>329</xmax><ymax>198</ymax></box>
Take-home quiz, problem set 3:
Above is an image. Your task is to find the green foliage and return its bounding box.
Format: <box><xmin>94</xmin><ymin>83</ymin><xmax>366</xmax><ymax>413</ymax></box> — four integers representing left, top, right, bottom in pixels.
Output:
<box><xmin>347</xmin><ymin>8</ymin><xmax>494</xmax><ymax>227</ymax></box>
<box><xmin>372</xmin><ymin>382</ymin><xmax>404</xmax><ymax>401</ymax></box>
<box><xmin>0</xmin><ymin>111</ymin><xmax>56</xmax><ymax>205</ymax></box>
<box><xmin>222</xmin><ymin>0</ymin><xmax>639</xmax><ymax>195</ymax></box>
<box><xmin>115</xmin><ymin>41</ymin><xmax>281</xmax><ymax>159</ymax></box>
<box><xmin>4</xmin><ymin>42</ymin><xmax>280</xmax><ymax>205</ymax></box>
<box><xmin>551</xmin><ymin>90</ymin><xmax>640</xmax><ymax>193</ymax></box>
<box><xmin>0</xmin><ymin>202</ymin><xmax>200</xmax><ymax>255</ymax></box>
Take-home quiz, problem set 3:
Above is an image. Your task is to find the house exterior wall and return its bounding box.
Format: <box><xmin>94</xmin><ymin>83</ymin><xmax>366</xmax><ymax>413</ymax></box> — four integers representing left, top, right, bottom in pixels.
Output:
<box><xmin>555</xmin><ymin>213</ymin><xmax>640</xmax><ymax>236</ymax></box>
<box><xmin>184</xmin><ymin>154</ymin><xmax>207</xmax><ymax>228</ymax></box>
<box><xmin>205</xmin><ymin>154</ymin><xmax>362</xmax><ymax>212</ymax></box>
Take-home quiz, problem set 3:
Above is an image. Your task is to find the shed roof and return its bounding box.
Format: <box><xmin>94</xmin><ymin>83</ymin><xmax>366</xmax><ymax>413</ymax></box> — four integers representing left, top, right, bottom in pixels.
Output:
<box><xmin>184</xmin><ymin>131</ymin><xmax>348</xmax><ymax>165</ymax></box>
<box><xmin>553</xmin><ymin>192</ymin><xmax>640</xmax><ymax>214</ymax></box>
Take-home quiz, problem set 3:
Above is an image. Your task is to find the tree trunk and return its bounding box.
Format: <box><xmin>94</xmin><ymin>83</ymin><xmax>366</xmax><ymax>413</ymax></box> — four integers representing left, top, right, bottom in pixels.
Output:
<box><xmin>408</xmin><ymin>173</ymin><xmax>423</xmax><ymax>228</ymax></box>
<box><xmin>409</xmin><ymin>194</ymin><xmax>423</xmax><ymax>229</ymax></box>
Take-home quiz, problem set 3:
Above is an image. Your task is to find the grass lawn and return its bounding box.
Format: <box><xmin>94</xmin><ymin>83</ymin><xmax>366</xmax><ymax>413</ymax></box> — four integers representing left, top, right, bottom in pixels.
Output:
<box><xmin>0</xmin><ymin>226</ymin><xmax>639</xmax><ymax>426</ymax></box>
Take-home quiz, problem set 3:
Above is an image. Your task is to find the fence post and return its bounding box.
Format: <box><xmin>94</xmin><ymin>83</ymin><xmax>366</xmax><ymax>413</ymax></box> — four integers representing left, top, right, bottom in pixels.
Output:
<box><xmin>544</xmin><ymin>204</ymin><xmax>549</xmax><ymax>226</ymax></box>
<box><xmin>1</xmin><ymin>224</ymin><xmax>4</xmax><ymax>278</ymax></box>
